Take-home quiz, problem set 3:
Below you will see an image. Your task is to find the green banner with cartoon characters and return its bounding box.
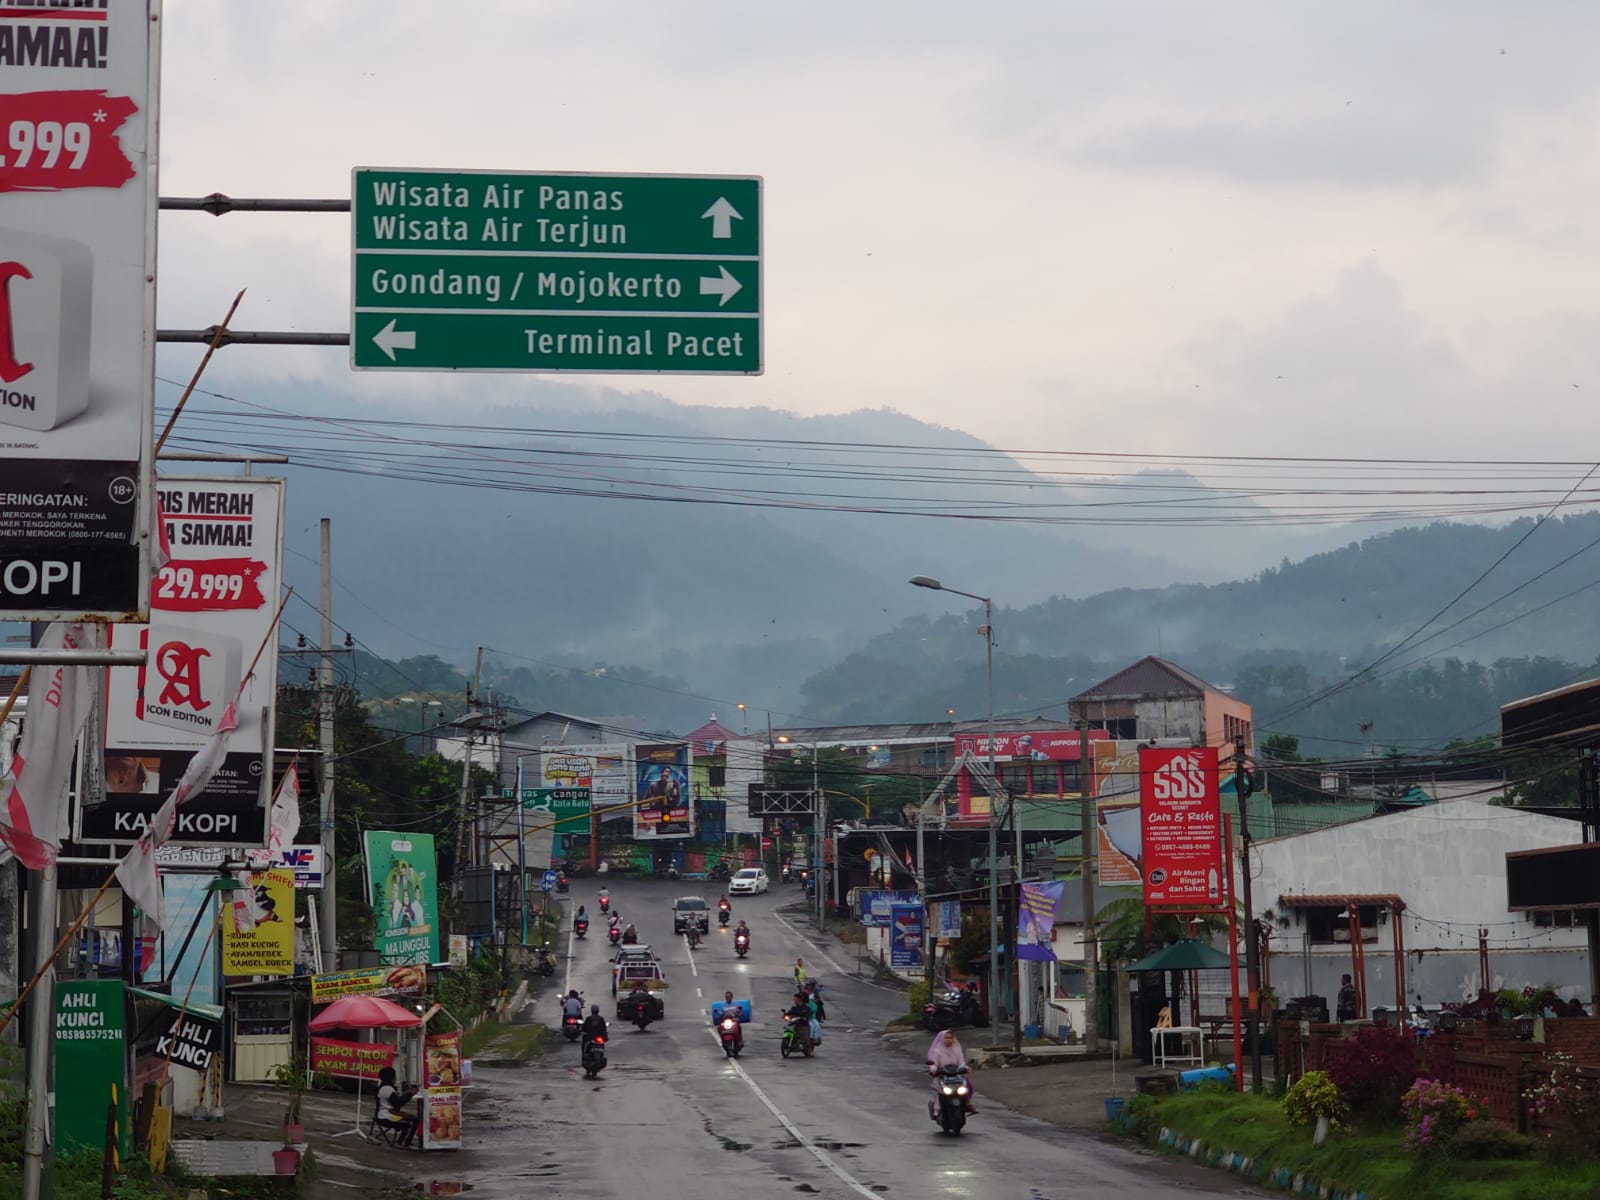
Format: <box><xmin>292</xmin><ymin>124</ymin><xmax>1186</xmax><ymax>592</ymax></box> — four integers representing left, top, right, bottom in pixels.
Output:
<box><xmin>364</xmin><ymin>831</ymin><xmax>440</xmax><ymax>965</ymax></box>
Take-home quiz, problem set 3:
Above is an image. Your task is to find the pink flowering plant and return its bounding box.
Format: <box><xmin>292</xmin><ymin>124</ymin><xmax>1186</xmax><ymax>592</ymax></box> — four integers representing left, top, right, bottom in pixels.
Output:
<box><xmin>1401</xmin><ymin>1077</ymin><xmax>1486</xmax><ymax>1154</ymax></box>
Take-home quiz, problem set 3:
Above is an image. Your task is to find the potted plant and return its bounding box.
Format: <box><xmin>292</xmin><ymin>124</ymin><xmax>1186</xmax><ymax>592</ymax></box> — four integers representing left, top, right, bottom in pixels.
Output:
<box><xmin>268</xmin><ymin>1055</ymin><xmax>308</xmax><ymax>1147</ymax></box>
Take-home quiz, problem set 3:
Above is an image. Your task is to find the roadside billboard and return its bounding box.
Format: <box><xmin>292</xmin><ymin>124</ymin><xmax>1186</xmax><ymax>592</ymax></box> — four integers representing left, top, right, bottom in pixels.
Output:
<box><xmin>219</xmin><ymin>866</ymin><xmax>294</xmax><ymax>977</ymax></box>
<box><xmin>1139</xmin><ymin>746</ymin><xmax>1222</xmax><ymax>908</ymax></box>
<box><xmin>83</xmin><ymin>477</ymin><xmax>285</xmax><ymax>846</ymax></box>
<box><xmin>951</xmin><ymin>728</ymin><xmax>1111</xmax><ymax>822</ymax></box>
<box><xmin>0</xmin><ymin>1</ymin><xmax>160</xmax><ymax>620</ymax></box>
<box><xmin>543</xmin><ymin>743</ymin><xmax>631</xmax><ymax>823</ymax></box>
<box><xmin>889</xmin><ymin>903</ymin><xmax>924</xmax><ymax>970</ymax></box>
<box><xmin>54</xmin><ymin>980</ymin><xmax>129</xmax><ymax>1157</ymax></box>
<box><xmin>364</xmin><ymin>830</ymin><xmax>441</xmax><ymax>965</ymax></box>
<box><xmin>634</xmin><ymin>743</ymin><xmax>693</xmax><ymax>839</ymax></box>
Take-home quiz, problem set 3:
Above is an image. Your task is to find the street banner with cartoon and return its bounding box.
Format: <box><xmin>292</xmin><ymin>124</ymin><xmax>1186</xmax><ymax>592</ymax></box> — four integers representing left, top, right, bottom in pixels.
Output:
<box><xmin>364</xmin><ymin>830</ymin><xmax>440</xmax><ymax>965</ymax></box>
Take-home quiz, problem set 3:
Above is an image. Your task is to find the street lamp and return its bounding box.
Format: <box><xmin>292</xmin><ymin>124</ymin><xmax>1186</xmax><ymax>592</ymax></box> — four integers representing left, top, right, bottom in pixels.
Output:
<box><xmin>910</xmin><ymin>574</ymin><xmax>1008</xmax><ymax>1036</ymax></box>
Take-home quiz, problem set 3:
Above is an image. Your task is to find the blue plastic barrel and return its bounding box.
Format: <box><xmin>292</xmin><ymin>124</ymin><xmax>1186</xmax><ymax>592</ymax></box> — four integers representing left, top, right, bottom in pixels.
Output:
<box><xmin>1179</xmin><ymin>1065</ymin><xmax>1235</xmax><ymax>1088</ymax></box>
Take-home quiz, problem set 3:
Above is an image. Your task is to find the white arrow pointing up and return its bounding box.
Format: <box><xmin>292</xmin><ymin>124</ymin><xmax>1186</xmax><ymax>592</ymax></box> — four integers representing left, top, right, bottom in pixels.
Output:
<box><xmin>698</xmin><ymin>265</ymin><xmax>742</xmax><ymax>307</ymax></box>
<box><xmin>372</xmin><ymin>318</ymin><xmax>416</xmax><ymax>361</ymax></box>
<box><xmin>701</xmin><ymin>196</ymin><xmax>743</xmax><ymax>239</ymax></box>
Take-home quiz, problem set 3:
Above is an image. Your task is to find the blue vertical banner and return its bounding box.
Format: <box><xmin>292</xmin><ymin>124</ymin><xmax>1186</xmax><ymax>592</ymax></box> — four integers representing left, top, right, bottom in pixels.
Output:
<box><xmin>935</xmin><ymin>900</ymin><xmax>963</xmax><ymax>939</ymax></box>
<box><xmin>1017</xmin><ymin>880</ymin><xmax>1064</xmax><ymax>962</ymax></box>
<box><xmin>889</xmin><ymin>903</ymin><xmax>924</xmax><ymax>970</ymax></box>
<box><xmin>159</xmin><ymin>874</ymin><xmax>219</xmax><ymax>1006</ymax></box>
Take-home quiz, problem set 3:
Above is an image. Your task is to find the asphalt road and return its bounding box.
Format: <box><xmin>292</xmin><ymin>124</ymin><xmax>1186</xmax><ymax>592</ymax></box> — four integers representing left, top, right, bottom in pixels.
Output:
<box><xmin>442</xmin><ymin>877</ymin><xmax>1263</xmax><ymax>1199</ymax></box>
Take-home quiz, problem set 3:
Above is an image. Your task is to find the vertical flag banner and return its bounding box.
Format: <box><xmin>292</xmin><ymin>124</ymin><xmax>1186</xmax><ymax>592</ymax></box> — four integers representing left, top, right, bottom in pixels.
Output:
<box><xmin>0</xmin><ymin>0</ymin><xmax>160</xmax><ymax>620</ymax></box>
<box><xmin>889</xmin><ymin>903</ymin><xmax>924</xmax><ymax>970</ymax></box>
<box><xmin>54</xmin><ymin>979</ymin><xmax>129</xmax><ymax>1157</ymax></box>
<box><xmin>219</xmin><ymin>866</ymin><xmax>293</xmax><ymax>976</ymax></box>
<box><xmin>1139</xmin><ymin>746</ymin><xmax>1222</xmax><ymax>908</ymax></box>
<box><xmin>1017</xmin><ymin>880</ymin><xmax>1064</xmax><ymax>962</ymax></box>
<box><xmin>0</xmin><ymin>620</ymin><xmax>95</xmax><ymax>866</ymax></box>
<box><xmin>90</xmin><ymin>476</ymin><xmax>285</xmax><ymax>846</ymax></box>
<box><xmin>634</xmin><ymin>743</ymin><xmax>692</xmax><ymax>839</ymax></box>
<box><xmin>365</xmin><ymin>830</ymin><xmax>440</xmax><ymax>965</ymax></box>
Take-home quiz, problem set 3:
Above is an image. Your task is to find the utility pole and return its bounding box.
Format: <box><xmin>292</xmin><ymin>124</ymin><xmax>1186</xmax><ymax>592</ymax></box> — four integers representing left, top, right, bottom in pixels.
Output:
<box><xmin>983</xmin><ymin>597</ymin><xmax>1000</xmax><ymax>1040</ymax></box>
<box><xmin>454</xmin><ymin>648</ymin><xmax>484</xmax><ymax>886</ymax></box>
<box><xmin>1080</xmin><ymin>717</ymin><xmax>1099</xmax><ymax>1052</ymax></box>
<box><xmin>1235</xmin><ymin>733</ymin><xmax>1262</xmax><ymax>1091</ymax></box>
<box><xmin>813</xmin><ymin>745</ymin><xmax>826</xmax><ymax>927</ymax></box>
<box><xmin>318</xmin><ymin>518</ymin><xmax>338</xmax><ymax>970</ymax></box>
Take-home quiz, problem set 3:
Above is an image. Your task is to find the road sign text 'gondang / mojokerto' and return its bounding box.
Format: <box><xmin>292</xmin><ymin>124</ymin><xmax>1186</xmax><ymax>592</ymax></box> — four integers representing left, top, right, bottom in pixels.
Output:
<box><xmin>351</xmin><ymin>169</ymin><xmax>761</xmax><ymax>374</ymax></box>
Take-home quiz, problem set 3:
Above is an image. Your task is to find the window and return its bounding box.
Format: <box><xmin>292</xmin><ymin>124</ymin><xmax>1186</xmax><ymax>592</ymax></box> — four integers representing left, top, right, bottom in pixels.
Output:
<box><xmin>1002</xmin><ymin>765</ymin><xmax>1031</xmax><ymax>795</ymax></box>
<box><xmin>708</xmin><ymin>765</ymin><xmax>726</xmax><ymax>788</ymax></box>
<box><xmin>1533</xmin><ymin>910</ymin><xmax>1583</xmax><ymax>928</ymax></box>
<box><xmin>1300</xmin><ymin>904</ymin><xmax>1381</xmax><ymax>944</ymax></box>
<box><xmin>1031</xmin><ymin>763</ymin><xmax>1063</xmax><ymax>796</ymax></box>
<box><xmin>1056</xmin><ymin>963</ymin><xmax>1086</xmax><ymax>999</ymax></box>
<box><xmin>922</xmin><ymin>747</ymin><xmax>949</xmax><ymax>769</ymax></box>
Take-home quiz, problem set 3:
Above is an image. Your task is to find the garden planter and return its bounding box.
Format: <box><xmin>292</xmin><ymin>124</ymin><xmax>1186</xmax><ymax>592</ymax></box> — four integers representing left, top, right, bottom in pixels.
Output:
<box><xmin>284</xmin><ymin>1122</ymin><xmax>305</xmax><ymax>1145</ymax></box>
<box><xmin>272</xmin><ymin>1148</ymin><xmax>300</xmax><ymax>1175</ymax></box>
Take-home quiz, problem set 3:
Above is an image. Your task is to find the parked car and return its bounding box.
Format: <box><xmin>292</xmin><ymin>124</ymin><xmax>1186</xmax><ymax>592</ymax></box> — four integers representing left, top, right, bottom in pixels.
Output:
<box><xmin>672</xmin><ymin>896</ymin><xmax>710</xmax><ymax>934</ymax></box>
<box><xmin>728</xmin><ymin>867</ymin><xmax>769</xmax><ymax>896</ymax></box>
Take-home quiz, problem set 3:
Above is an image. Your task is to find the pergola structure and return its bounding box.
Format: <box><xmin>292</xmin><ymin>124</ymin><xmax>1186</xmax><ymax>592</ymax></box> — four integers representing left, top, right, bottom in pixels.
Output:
<box><xmin>1278</xmin><ymin>892</ymin><xmax>1408</xmax><ymax>1019</ymax></box>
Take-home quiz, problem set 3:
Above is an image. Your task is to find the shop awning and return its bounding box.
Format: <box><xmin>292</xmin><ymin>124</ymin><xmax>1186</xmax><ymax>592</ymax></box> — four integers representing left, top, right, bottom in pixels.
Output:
<box><xmin>128</xmin><ymin>986</ymin><xmax>223</xmax><ymax>1021</ymax></box>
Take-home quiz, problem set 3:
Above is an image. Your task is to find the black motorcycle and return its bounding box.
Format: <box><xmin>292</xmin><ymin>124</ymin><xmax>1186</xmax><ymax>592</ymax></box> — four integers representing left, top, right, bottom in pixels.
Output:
<box><xmin>620</xmin><ymin>991</ymin><xmax>663</xmax><ymax>1031</ymax></box>
<box><xmin>930</xmin><ymin>1066</ymin><xmax>973</xmax><ymax>1135</ymax></box>
<box><xmin>734</xmin><ymin>932</ymin><xmax>749</xmax><ymax>958</ymax></box>
<box><xmin>686</xmin><ymin>925</ymin><xmax>701</xmax><ymax>950</ymax></box>
<box><xmin>922</xmin><ymin>988</ymin><xmax>986</xmax><ymax>1031</ymax></box>
<box><xmin>555</xmin><ymin>873</ymin><xmax>569</xmax><ymax>894</ymax></box>
<box><xmin>535</xmin><ymin>946</ymin><xmax>557</xmax><ymax>978</ymax></box>
<box><xmin>574</xmin><ymin>918</ymin><xmax>589</xmax><ymax>940</ymax></box>
<box><xmin>718</xmin><ymin>907</ymin><xmax>730</xmax><ymax>927</ymax></box>
<box><xmin>621</xmin><ymin>928</ymin><xmax>638</xmax><ymax>945</ymax></box>
<box><xmin>562</xmin><ymin>1012</ymin><xmax>582</xmax><ymax>1042</ymax></box>
<box><xmin>608</xmin><ymin>925</ymin><xmax>622</xmax><ymax>946</ymax></box>
<box><xmin>581</xmin><ymin>1032</ymin><xmax>607</xmax><ymax>1079</ymax></box>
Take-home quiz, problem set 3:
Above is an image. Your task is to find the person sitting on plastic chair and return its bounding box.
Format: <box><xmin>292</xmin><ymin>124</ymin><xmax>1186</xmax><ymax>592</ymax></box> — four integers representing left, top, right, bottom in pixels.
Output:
<box><xmin>373</xmin><ymin>1066</ymin><xmax>419</xmax><ymax>1148</ymax></box>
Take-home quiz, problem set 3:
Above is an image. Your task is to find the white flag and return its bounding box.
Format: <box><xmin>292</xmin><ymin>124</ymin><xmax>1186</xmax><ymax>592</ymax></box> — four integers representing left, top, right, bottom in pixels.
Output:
<box><xmin>0</xmin><ymin>622</ymin><xmax>95</xmax><ymax>869</ymax></box>
<box><xmin>116</xmin><ymin>701</ymin><xmax>238</xmax><ymax>935</ymax></box>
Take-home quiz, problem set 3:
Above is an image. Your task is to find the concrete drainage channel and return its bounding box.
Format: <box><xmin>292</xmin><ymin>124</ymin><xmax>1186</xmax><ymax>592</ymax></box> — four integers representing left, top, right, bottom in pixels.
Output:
<box><xmin>1153</xmin><ymin>1125</ymin><xmax>1373</xmax><ymax>1200</ymax></box>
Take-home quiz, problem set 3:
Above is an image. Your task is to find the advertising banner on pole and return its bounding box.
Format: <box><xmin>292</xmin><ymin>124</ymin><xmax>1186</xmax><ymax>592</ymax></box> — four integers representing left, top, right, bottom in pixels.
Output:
<box><xmin>858</xmin><ymin>888</ymin><xmax>920</xmax><ymax>928</ymax></box>
<box><xmin>84</xmin><ymin>477</ymin><xmax>285</xmax><ymax>846</ymax></box>
<box><xmin>934</xmin><ymin>900</ymin><xmax>963</xmax><ymax>939</ymax></box>
<box><xmin>309</xmin><ymin>964</ymin><xmax>426</xmax><ymax>1003</ymax></box>
<box><xmin>1139</xmin><ymin>746</ymin><xmax>1222</xmax><ymax>908</ymax></box>
<box><xmin>53</xmin><ymin>979</ymin><xmax>128</xmax><ymax>1157</ymax></box>
<box><xmin>889</xmin><ymin>903</ymin><xmax>924</xmax><ymax>970</ymax></box>
<box><xmin>1017</xmin><ymin>880</ymin><xmax>1064</xmax><ymax>962</ymax></box>
<box><xmin>364</xmin><ymin>830</ymin><xmax>441</xmax><ymax>965</ymax></box>
<box><xmin>634</xmin><ymin>743</ymin><xmax>693</xmax><ymax>839</ymax></box>
<box><xmin>220</xmin><ymin>866</ymin><xmax>293</xmax><ymax>976</ymax></box>
<box><xmin>153</xmin><ymin>1009</ymin><xmax>221</xmax><ymax>1072</ymax></box>
<box><xmin>0</xmin><ymin>1</ymin><xmax>159</xmax><ymax>620</ymax></box>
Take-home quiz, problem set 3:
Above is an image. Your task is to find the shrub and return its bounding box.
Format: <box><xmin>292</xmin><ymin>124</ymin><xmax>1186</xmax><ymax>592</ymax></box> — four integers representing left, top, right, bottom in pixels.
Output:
<box><xmin>1124</xmin><ymin>1092</ymin><xmax>1161</xmax><ymax>1139</ymax></box>
<box><xmin>1402</xmin><ymin>1077</ymin><xmax>1487</xmax><ymax>1154</ymax></box>
<box><xmin>1283</xmin><ymin>1070</ymin><xmax>1350</xmax><ymax>1129</ymax></box>
<box><xmin>1327</xmin><ymin>1025</ymin><xmax>1417</xmax><ymax>1121</ymax></box>
<box><xmin>907</xmin><ymin>980</ymin><xmax>930</xmax><ymax>1020</ymax></box>
<box><xmin>1524</xmin><ymin>1050</ymin><xmax>1600</xmax><ymax>1163</ymax></box>
<box><xmin>1450</xmin><ymin>1121</ymin><xmax>1538</xmax><ymax>1161</ymax></box>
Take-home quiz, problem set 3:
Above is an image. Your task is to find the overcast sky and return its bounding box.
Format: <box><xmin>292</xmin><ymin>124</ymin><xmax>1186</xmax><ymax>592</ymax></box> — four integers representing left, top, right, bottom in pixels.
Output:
<box><xmin>156</xmin><ymin>2</ymin><xmax>1600</xmax><ymax>466</ymax></box>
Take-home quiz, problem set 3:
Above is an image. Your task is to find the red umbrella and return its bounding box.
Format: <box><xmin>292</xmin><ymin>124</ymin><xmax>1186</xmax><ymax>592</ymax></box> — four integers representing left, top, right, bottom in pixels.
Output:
<box><xmin>310</xmin><ymin>993</ymin><xmax>422</xmax><ymax>1032</ymax></box>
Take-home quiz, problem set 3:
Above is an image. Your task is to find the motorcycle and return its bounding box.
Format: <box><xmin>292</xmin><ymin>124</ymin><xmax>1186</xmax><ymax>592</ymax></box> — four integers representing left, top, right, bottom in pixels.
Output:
<box><xmin>711</xmin><ymin>860</ymin><xmax>732</xmax><ymax>882</ymax></box>
<box><xmin>555</xmin><ymin>872</ymin><xmax>569</xmax><ymax>894</ymax></box>
<box><xmin>598</xmin><ymin>895</ymin><xmax>610</xmax><ymax>913</ymax></box>
<box><xmin>581</xmin><ymin>1032</ymin><xmax>607</xmax><ymax>1079</ymax></box>
<box><xmin>923</xmin><ymin>987</ymin><xmax>987</xmax><ymax>1031</ymax></box>
<box><xmin>608</xmin><ymin>925</ymin><xmax>622</xmax><ymax>946</ymax></box>
<box><xmin>734</xmin><ymin>932</ymin><xmax>749</xmax><ymax>959</ymax></box>
<box><xmin>686</xmin><ymin>925</ymin><xmax>701</xmax><ymax>950</ymax></box>
<box><xmin>621</xmin><ymin>927</ymin><xmax>638</xmax><ymax>945</ymax></box>
<box><xmin>718</xmin><ymin>1015</ymin><xmax>743</xmax><ymax>1058</ymax></box>
<box><xmin>780</xmin><ymin>1014</ymin><xmax>813</xmax><ymax>1059</ymax></box>
<box><xmin>562</xmin><ymin>1012</ymin><xmax>582</xmax><ymax>1042</ymax></box>
<box><xmin>780</xmin><ymin>861</ymin><xmax>793</xmax><ymax>884</ymax></box>
<box><xmin>574</xmin><ymin>918</ymin><xmax>589</xmax><ymax>940</ymax></box>
<box><xmin>535</xmin><ymin>946</ymin><xmax>557</xmax><ymax>978</ymax></box>
<box><xmin>718</xmin><ymin>907</ymin><xmax>730</xmax><ymax>927</ymax></box>
<box><xmin>930</xmin><ymin>1066</ymin><xmax>973</xmax><ymax>1135</ymax></box>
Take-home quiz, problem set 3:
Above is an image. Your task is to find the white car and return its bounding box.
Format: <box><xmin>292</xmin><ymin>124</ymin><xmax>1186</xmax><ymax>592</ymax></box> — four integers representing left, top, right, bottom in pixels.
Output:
<box><xmin>728</xmin><ymin>867</ymin><xmax>769</xmax><ymax>895</ymax></box>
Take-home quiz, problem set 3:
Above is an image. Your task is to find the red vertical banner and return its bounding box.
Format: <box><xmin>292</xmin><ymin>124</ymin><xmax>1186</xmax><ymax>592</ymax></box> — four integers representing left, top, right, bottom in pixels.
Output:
<box><xmin>1139</xmin><ymin>746</ymin><xmax>1222</xmax><ymax>907</ymax></box>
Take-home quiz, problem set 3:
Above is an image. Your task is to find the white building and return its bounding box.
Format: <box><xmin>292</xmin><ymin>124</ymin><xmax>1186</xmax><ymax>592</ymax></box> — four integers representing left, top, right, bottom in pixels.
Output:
<box><xmin>1242</xmin><ymin>798</ymin><xmax>1589</xmax><ymax>1016</ymax></box>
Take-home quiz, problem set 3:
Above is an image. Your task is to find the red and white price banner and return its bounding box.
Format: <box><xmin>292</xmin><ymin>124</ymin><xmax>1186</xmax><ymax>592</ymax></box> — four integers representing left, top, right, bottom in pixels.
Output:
<box><xmin>0</xmin><ymin>90</ymin><xmax>138</xmax><ymax>193</ymax></box>
<box><xmin>153</xmin><ymin>558</ymin><xmax>269</xmax><ymax>613</ymax></box>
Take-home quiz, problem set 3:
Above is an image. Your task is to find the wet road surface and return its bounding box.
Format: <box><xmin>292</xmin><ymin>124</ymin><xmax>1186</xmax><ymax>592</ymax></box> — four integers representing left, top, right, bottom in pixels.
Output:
<box><xmin>428</xmin><ymin>878</ymin><xmax>1265</xmax><ymax>1199</ymax></box>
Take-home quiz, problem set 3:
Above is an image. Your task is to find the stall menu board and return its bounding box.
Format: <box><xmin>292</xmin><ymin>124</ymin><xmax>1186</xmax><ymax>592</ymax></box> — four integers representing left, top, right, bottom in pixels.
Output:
<box><xmin>311</xmin><ymin>1036</ymin><xmax>396</xmax><ymax>1081</ymax></box>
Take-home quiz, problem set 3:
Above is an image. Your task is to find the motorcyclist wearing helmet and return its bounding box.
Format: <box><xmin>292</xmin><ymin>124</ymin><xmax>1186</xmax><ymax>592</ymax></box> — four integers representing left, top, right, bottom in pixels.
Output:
<box><xmin>561</xmin><ymin>990</ymin><xmax>584</xmax><ymax>1020</ymax></box>
<box><xmin>581</xmin><ymin>1004</ymin><xmax>608</xmax><ymax>1040</ymax></box>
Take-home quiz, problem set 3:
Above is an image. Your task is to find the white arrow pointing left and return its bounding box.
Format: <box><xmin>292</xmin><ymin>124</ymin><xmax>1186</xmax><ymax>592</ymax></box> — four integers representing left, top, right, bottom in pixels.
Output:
<box><xmin>698</xmin><ymin>265</ymin><xmax>743</xmax><ymax>307</ymax></box>
<box><xmin>373</xmin><ymin>318</ymin><xmax>416</xmax><ymax>361</ymax></box>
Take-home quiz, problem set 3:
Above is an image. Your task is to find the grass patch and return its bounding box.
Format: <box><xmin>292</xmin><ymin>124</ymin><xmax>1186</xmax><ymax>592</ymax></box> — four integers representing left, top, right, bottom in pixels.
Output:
<box><xmin>464</xmin><ymin>1020</ymin><xmax>547</xmax><ymax>1063</ymax></box>
<box><xmin>1148</xmin><ymin>1092</ymin><xmax>1600</xmax><ymax>1200</ymax></box>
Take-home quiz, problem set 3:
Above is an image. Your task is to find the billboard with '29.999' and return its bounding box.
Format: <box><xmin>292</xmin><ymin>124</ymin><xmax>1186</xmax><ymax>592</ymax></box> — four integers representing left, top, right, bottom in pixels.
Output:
<box><xmin>78</xmin><ymin>477</ymin><xmax>285</xmax><ymax>847</ymax></box>
<box><xmin>0</xmin><ymin>2</ymin><xmax>160</xmax><ymax>619</ymax></box>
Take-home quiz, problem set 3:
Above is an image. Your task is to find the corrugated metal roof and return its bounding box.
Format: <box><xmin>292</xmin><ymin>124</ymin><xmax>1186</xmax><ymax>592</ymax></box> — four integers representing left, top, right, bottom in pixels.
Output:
<box><xmin>1071</xmin><ymin>655</ymin><xmax>1218</xmax><ymax>701</ymax></box>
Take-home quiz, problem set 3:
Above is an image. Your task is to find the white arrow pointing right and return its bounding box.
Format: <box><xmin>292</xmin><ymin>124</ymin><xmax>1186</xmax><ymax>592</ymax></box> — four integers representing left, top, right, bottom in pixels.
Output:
<box><xmin>372</xmin><ymin>318</ymin><xmax>417</xmax><ymax>361</ymax></box>
<box><xmin>698</xmin><ymin>265</ymin><xmax>742</xmax><ymax>307</ymax></box>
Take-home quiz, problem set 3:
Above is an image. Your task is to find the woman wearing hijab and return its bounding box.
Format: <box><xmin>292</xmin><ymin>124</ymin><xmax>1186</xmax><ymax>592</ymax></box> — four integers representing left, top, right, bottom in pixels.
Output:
<box><xmin>926</xmin><ymin>1028</ymin><xmax>976</xmax><ymax>1113</ymax></box>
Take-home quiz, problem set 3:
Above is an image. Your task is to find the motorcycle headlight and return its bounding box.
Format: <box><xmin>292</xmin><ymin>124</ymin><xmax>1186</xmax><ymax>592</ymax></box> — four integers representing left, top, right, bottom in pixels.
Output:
<box><xmin>941</xmin><ymin>1086</ymin><xmax>956</xmax><ymax>1095</ymax></box>
<box><xmin>956</xmin><ymin>1085</ymin><xmax>969</xmax><ymax>1095</ymax></box>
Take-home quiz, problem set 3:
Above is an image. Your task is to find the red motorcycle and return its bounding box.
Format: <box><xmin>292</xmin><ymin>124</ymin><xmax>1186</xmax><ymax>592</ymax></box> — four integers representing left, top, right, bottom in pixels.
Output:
<box><xmin>718</xmin><ymin>1014</ymin><xmax>743</xmax><ymax>1058</ymax></box>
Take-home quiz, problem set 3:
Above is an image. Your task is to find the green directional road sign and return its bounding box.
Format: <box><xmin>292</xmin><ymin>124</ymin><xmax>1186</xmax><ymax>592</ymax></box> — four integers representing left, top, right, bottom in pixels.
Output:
<box><xmin>351</xmin><ymin>169</ymin><xmax>761</xmax><ymax>374</ymax></box>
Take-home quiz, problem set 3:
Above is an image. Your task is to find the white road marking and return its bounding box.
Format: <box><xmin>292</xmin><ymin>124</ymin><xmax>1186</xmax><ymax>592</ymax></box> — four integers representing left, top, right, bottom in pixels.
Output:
<box><xmin>684</xmin><ymin>933</ymin><xmax>700</xmax><ymax>977</ymax></box>
<box><xmin>712</xmin><ymin>1027</ymin><xmax>880</xmax><ymax>1200</ymax></box>
<box><xmin>696</xmin><ymin>986</ymin><xmax>703</xmax><ymax>999</ymax></box>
